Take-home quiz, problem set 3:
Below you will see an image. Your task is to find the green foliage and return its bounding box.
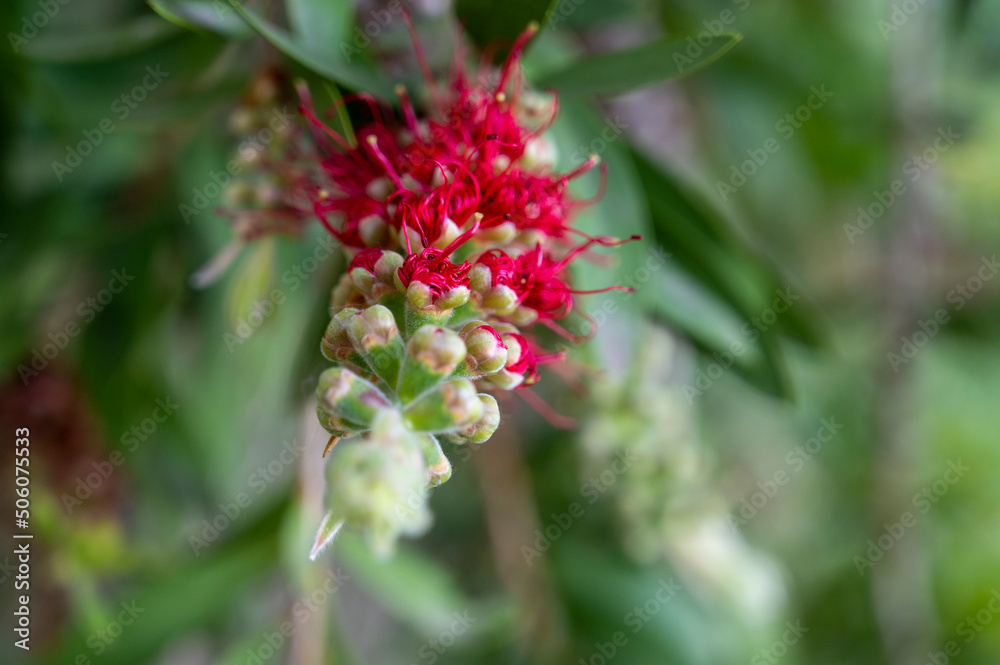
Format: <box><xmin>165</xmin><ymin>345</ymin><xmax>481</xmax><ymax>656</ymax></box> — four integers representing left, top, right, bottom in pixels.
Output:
<box><xmin>5</xmin><ymin>0</ymin><xmax>1000</xmax><ymax>664</ymax></box>
<box><xmin>537</xmin><ymin>33</ymin><xmax>742</xmax><ymax>96</ymax></box>
<box><xmin>455</xmin><ymin>0</ymin><xmax>555</xmax><ymax>59</ymax></box>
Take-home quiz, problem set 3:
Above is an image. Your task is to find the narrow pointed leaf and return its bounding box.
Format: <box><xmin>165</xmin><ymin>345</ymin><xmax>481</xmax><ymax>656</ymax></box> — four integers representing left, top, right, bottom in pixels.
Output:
<box><xmin>228</xmin><ymin>1</ymin><xmax>392</xmax><ymax>95</ymax></box>
<box><xmin>536</xmin><ymin>33</ymin><xmax>742</xmax><ymax>96</ymax></box>
<box><xmin>148</xmin><ymin>0</ymin><xmax>253</xmax><ymax>39</ymax></box>
<box><xmin>309</xmin><ymin>511</ymin><xmax>345</xmax><ymax>560</ymax></box>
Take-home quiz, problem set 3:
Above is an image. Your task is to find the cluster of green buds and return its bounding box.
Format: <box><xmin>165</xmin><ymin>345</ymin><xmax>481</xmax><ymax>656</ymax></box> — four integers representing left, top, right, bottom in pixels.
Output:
<box><xmin>580</xmin><ymin>326</ymin><xmax>784</xmax><ymax>619</ymax></box>
<box><xmin>311</xmin><ymin>287</ymin><xmax>506</xmax><ymax>558</ymax></box>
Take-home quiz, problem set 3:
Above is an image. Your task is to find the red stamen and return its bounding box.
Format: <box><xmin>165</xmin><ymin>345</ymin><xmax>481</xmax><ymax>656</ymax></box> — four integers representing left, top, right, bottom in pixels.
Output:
<box><xmin>496</xmin><ymin>22</ymin><xmax>539</xmax><ymax>94</ymax></box>
<box><xmin>515</xmin><ymin>387</ymin><xmax>576</xmax><ymax>430</ymax></box>
<box><xmin>365</xmin><ymin>135</ymin><xmax>405</xmax><ymax>190</ymax></box>
<box><xmin>402</xmin><ymin>9</ymin><xmax>443</xmax><ymax>115</ymax></box>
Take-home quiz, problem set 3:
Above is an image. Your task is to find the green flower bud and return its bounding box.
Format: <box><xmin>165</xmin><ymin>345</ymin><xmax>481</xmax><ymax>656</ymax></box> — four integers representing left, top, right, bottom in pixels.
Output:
<box><xmin>484</xmin><ymin>370</ymin><xmax>524</xmax><ymax>390</ymax></box>
<box><xmin>507</xmin><ymin>306</ymin><xmax>538</xmax><ymax>327</ymax></box>
<box><xmin>458</xmin><ymin>321</ymin><xmax>508</xmax><ymax>375</ymax></box>
<box><xmin>358</xmin><ymin>215</ymin><xmax>389</xmax><ymax>247</ymax></box>
<box><xmin>373</xmin><ymin>251</ymin><xmax>404</xmax><ymax>283</ymax></box>
<box><xmin>316</xmin><ymin>367</ymin><xmax>391</xmax><ymax>429</ymax></box>
<box><xmin>484</xmin><ymin>329</ymin><xmax>526</xmax><ymax>389</ymax></box>
<box><xmin>323</xmin><ymin>413</ymin><xmax>431</xmax><ymax>559</ymax></box>
<box><xmin>346</xmin><ymin>305</ymin><xmax>405</xmax><ymax>387</ymax></box>
<box><xmin>435</xmin><ymin>286</ymin><xmax>470</xmax><ymax>310</ymax></box>
<box><xmin>330</xmin><ymin>274</ymin><xmax>362</xmax><ymax>312</ymax></box>
<box><xmin>483</xmin><ymin>285</ymin><xmax>519</xmax><ymax>314</ymax></box>
<box><xmin>404</xmin><ymin>306</ymin><xmax>455</xmax><ymax>338</ymax></box>
<box><xmin>453</xmin><ymin>394</ymin><xmax>500</xmax><ymax>444</ymax></box>
<box><xmin>468</xmin><ymin>264</ymin><xmax>492</xmax><ymax>293</ymax></box>
<box><xmin>432</xmin><ymin>217</ymin><xmax>462</xmax><ymax>249</ymax></box>
<box><xmin>350</xmin><ymin>267</ymin><xmax>376</xmax><ymax>292</ymax></box>
<box><xmin>403</xmin><ymin>378</ymin><xmax>483</xmax><ymax>432</ymax></box>
<box><xmin>315</xmin><ymin>402</ymin><xmax>356</xmax><ymax>437</ymax></box>
<box><xmin>417</xmin><ymin>435</ymin><xmax>452</xmax><ymax>487</ymax></box>
<box><xmin>477</xmin><ymin>221</ymin><xmax>517</xmax><ymax>245</ymax></box>
<box><xmin>321</xmin><ymin>308</ymin><xmax>359</xmax><ymax>362</ymax></box>
<box><xmin>397</xmin><ymin>326</ymin><xmax>467</xmax><ymax>402</ymax></box>
<box><xmin>405</xmin><ymin>281</ymin><xmax>434</xmax><ymax>310</ymax></box>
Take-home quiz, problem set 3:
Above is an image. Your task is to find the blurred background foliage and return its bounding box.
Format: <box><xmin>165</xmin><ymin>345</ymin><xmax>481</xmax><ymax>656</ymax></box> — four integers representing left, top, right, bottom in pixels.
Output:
<box><xmin>1</xmin><ymin>0</ymin><xmax>1000</xmax><ymax>664</ymax></box>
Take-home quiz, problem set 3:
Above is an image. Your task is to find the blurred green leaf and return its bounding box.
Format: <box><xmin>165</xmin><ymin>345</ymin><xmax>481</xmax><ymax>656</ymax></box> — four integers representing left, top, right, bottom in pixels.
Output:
<box><xmin>228</xmin><ymin>0</ymin><xmax>392</xmax><ymax>95</ymax></box>
<box><xmin>285</xmin><ymin>0</ymin><xmax>353</xmax><ymax>61</ymax></box>
<box><xmin>628</xmin><ymin>148</ymin><xmax>822</xmax><ymax>397</ymax></box>
<box><xmin>18</xmin><ymin>16</ymin><xmax>180</xmax><ymax>63</ymax></box>
<box><xmin>148</xmin><ymin>0</ymin><xmax>253</xmax><ymax>39</ymax></box>
<box><xmin>43</xmin><ymin>537</ymin><xmax>278</xmax><ymax>665</ymax></box>
<box><xmin>631</xmin><ymin>147</ymin><xmax>823</xmax><ymax>345</ymax></box>
<box><xmin>337</xmin><ymin>533</ymin><xmax>507</xmax><ymax>637</ymax></box>
<box><xmin>455</xmin><ymin>0</ymin><xmax>555</xmax><ymax>60</ymax></box>
<box><xmin>537</xmin><ymin>33</ymin><xmax>742</xmax><ymax>96</ymax></box>
<box><xmin>543</xmin><ymin>0</ymin><xmax>638</xmax><ymax>31</ymax></box>
<box><xmin>226</xmin><ymin>238</ymin><xmax>276</xmax><ymax>327</ymax></box>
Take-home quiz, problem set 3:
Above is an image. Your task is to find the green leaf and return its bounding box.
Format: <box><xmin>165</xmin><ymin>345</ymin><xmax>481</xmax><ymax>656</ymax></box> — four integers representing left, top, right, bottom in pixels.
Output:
<box><xmin>18</xmin><ymin>16</ymin><xmax>180</xmax><ymax>62</ymax></box>
<box><xmin>455</xmin><ymin>0</ymin><xmax>555</xmax><ymax>60</ymax></box>
<box><xmin>148</xmin><ymin>0</ymin><xmax>253</xmax><ymax>39</ymax></box>
<box><xmin>628</xmin><ymin>148</ymin><xmax>824</xmax><ymax>398</ymax></box>
<box><xmin>43</xmin><ymin>533</ymin><xmax>280</xmax><ymax>665</ymax></box>
<box><xmin>536</xmin><ymin>33</ymin><xmax>742</xmax><ymax>96</ymax></box>
<box><xmin>285</xmin><ymin>0</ymin><xmax>353</xmax><ymax>60</ymax></box>
<box><xmin>226</xmin><ymin>238</ymin><xmax>275</xmax><ymax>328</ymax></box>
<box><xmin>337</xmin><ymin>533</ymin><xmax>509</xmax><ymax>637</ymax></box>
<box><xmin>228</xmin><ymin>1</ymin><xmax>392</xmax><ymax>95</ymax></box>
<box><xmin>630</xmin><ymin>147</ymin><xmax>823</xmax><ymax>348</ymax></box>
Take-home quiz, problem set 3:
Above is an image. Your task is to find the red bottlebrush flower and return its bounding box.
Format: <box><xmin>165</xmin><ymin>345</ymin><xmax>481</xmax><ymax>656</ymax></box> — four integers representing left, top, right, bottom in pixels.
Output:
<box><xmin>396</xmin><ymin>248</ymin><xmax>471</xmax><ymax>296</ymax></box>
<box><xmin>476</xmin><ymin>156</ymin><xmax>601</xmax><ymax>241</ymax></box>
<box><xmin>474</xmin><ymin>246</ymin><xmax>572</xmax><ymax>320</ymax></box>
<box><xmin>474</xmin><ymin>233</ymin><xmax>640</xmax><ymax>322</ymax></box>
<box><xmin>395</xmin><ymin>247</ymin><xmax>472</xmax><ymax>310</ymax></box>
<box><xmin>390</xmin><ymin>177</ymin><xmax>481</xmax><ymax>250</ymax></box>
<box><xmin>310</xmin><ymin>124</ymin><xmax>411</xmax><ymax>248</ymax></box>
<box><xmin>305</xmin><ymin>20</ymin><xmax>581</xmax><ymax>249</ymax></box>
